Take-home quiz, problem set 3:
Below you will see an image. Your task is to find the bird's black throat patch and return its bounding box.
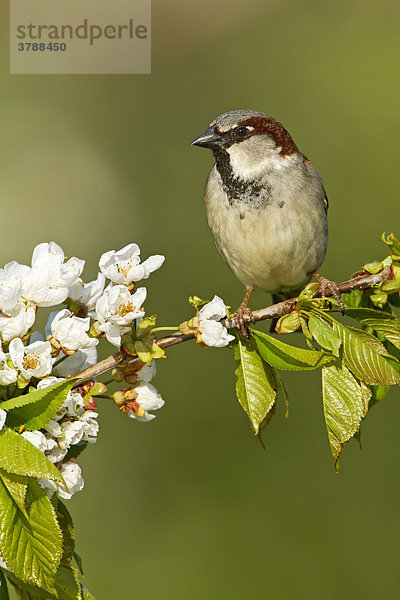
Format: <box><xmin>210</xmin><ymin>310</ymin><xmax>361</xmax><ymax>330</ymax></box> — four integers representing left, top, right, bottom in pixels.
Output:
<box><xmin>213</xmin><ymin>148</ymin><xmax>270</xmax><ymax>206</ymax></box>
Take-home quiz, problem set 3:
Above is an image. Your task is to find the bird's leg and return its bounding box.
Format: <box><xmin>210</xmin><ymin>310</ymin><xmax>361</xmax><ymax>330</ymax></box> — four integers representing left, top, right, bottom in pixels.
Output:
<box><xmin>233</xmin><ymin>285</ymin><xmax>254</xmax><ymax>337</ymax></box>
<box><xmin>312</xmin><ymin>272</ymin><xmax>345</xmax><ymax>314</ymax></box>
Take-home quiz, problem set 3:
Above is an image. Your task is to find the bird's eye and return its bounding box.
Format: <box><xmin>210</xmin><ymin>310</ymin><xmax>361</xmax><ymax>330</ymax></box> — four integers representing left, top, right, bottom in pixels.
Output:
<box><xmin>235</xmin><ymin>127</ymin><xmax>247</xmax><ymax>137</ymax></box>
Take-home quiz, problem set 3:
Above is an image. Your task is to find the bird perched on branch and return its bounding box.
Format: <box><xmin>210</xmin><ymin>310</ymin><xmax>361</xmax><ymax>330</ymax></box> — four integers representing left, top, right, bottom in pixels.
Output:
<box><xmin>192</xmin><ymin>109</ymin><xmax>342</xmax><ymax>333</ymax></box>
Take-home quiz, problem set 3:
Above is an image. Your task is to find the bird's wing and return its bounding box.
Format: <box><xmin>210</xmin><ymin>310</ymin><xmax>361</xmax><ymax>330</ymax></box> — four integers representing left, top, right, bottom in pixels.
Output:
<box><xmin>302</xmin><ymin>154</ymin><xmax>328</xmax><ymax>213</ymax></box>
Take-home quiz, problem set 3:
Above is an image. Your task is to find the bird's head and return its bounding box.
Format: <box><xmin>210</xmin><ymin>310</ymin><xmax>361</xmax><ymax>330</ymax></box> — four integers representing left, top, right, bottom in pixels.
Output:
<box><xmin>192</xmin><ymin>109</ymin><xmax>300</xmax><ymax>180</ymax></box>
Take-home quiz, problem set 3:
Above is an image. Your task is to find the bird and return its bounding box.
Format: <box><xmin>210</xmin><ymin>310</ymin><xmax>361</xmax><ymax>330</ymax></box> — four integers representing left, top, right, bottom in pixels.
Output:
<box><xmin>192</xmin><ymin>109</ymin><xmax>341</xmax><ymax>333</ymax></box>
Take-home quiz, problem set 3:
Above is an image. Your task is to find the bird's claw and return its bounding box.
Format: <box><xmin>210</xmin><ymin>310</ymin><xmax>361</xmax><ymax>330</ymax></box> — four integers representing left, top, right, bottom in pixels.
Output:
<box><xmin>233</xmin><ymin>305</ymin><xmax>254</xmax><ymax>338</ymax></box>
<box><xmin>313</xmin><ymin>273</ymin><xmax>345</xmax><ymax>315</ymax></box>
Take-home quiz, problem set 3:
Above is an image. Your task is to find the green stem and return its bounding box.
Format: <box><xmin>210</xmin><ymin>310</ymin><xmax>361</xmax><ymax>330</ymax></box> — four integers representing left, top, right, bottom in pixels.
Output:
<box><xmin>52</xmin><ymin>353</ymin><xmax>69</xmax><ymax>368</ymax></box>
<box><xmin>151</xmin><ymin>326</ymin><xmax>179</xmax><ymax>333</ymax></box>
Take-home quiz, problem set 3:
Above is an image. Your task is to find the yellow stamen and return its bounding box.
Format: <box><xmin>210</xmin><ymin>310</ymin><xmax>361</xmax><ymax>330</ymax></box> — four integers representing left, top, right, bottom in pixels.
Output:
<box><xmin>22</xmin><ymin>352</ymin><xmax>41</xmax><ymax>370</ymax></box>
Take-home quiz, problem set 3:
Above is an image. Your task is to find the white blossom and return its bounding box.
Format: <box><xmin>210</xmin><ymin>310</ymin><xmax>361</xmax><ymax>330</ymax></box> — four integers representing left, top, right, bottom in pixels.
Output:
<box><xmin>96</xmin><ymin>284</ymin><xmax>146</xmax><ymax>346</ymax></box>
<box><xmin>58</xmin><ymin>461</ymin><xmax>84</xmax><ymax>500</ymax></box>
<box><xmin>37</xmin><ymin>377</ymin><xmax>85</xmax><ymax>419</ymax></box>
<box><xmin>61</xmin><ymin>391</ymin><xmax>85</xmax><ymax>418</ymax></box>
<box><xmin>59</xmin><ymin>410</ymin><xmax>99</xmax><ymax>448</ymax></box>
<box><xmin>198</xmin><ymin>295</ymin><xmax>235</xmax><ymax>348</ymax></box>
<box><xmin>31</xmin><ymin>242</ymin><xmax>84</xmax><ymax>288</ymax></box>
<box><xmin>48</xmin><ymin>309</ymin><xmax>98</xmax><ymax>351</ymax></box>
<box><xmin>59</xmin><ymin>420</ymin><xmax>86</xmax><ymax>449</ymax></box>
<box><xmin>68</xmin><ymin>273</ymin><xmax>106</xmax><ymax>313</ymax></box>
<box><xmin>9</xmin><ymin>338</ymin><xmax>53</xmax><ymax>380</ymax></box>
<box><xmin>21</xmin><ymin>430</ymin><xmax>48</xmax><ymax>452</ymax></box>
<box><xmin>99</xmin><ymin>243</ymin><xmax>164</xmax><ymax>285</ymax></box>
<box><xmin>53</xmin><ymin>347</ymin><xmax>97</xmax><ymax>378</ymax></box>
<box><xmin>0</xmin><ymin>301</ymin><xmax>36</xmax><ymax>342</ymax></box>
<box><xmin>129</xmin><ymin>382</ymin><xmax>165</xmax><ymax>423</ymax></box>
<box><xmin>137</xmin><ymin>360</ymin><xmax>157</xmax><ymax>383</ymax></box>
<box><xmin>38</xmin><ymin>461</ymin><xmax>84</xmax><ymax>500</ymax></box>
<box><xmin>0</xmin><ymin>349</ymin><xmax>17</xmax><ymax>385</ymax></box>
<box><xmin>0</xmin><ymin>262</ymin><xmax>26</xmax><ymax>311</ymax></box>
<box><xmin>44</xmin><ymin>437</ymin><xmax>68</xmax><ymax>464</ymax></box>
<box><xmin>0</xmin><ymin>409</ymin><xmax>6</xmax><ymax>431</ymax></box>
<box><xmin>37</xmin><ymin>477</ymin><xmax>57</xmax><ymax>497</ymax></box>
<box><xmin>22</xmin><ymin>242</ymin><xmax>84</xmax><ymax>307</ymax></box>
<box><xmin>36</xmin><ymin>375</ymin><xmax>64</xmax><ymax>390</ymax></box>
<box><xmin>44</xmin><ymin>419</ymin><xmax>63</xmax><ymax>437</ymax></box>
<box><xmin>80</xmin><ymin>411</ymin><xmax>99</xmax><ymax>442</ymax></box>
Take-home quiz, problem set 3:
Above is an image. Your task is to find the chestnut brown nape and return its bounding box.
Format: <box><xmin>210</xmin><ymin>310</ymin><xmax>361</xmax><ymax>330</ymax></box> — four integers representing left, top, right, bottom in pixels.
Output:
<box><xmin>240</xmin><ymin>116</ymin><xmax>299</xmax><ymax>157</ymax></box>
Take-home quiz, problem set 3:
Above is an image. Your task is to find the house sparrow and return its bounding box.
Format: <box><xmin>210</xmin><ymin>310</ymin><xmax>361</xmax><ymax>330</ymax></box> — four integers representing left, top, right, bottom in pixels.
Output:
<box><xmin>192</xmin><ymin>109</ymin><xmax>341</xmax><ymax>332</ymax></box>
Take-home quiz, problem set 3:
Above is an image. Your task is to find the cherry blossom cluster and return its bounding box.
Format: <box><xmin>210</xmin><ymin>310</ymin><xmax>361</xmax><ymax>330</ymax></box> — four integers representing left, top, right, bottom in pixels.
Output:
<box><xmin>0</xmin><ymin>241</ymin><xmax>166</xmax><ymax>500</ymax></box>
<box><xmin>0</xmin><ymin>241</ymin><xmax>235</xmax><ymax>501</ymax></box>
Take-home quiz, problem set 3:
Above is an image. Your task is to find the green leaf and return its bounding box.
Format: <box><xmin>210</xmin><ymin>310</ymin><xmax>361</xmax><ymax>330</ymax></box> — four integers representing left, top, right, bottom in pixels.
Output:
<box><xmin>363</xmin><ymin>261</ymin><xmax>383</xmax><ymax>274</ymax></box>
<box><xmin>297</xmin><ymin>282</ymin><xmax>319</xmax><ymax>301</ymax></box>
<box><xmin>73</xmin><ymin>553</ymin><xmax>84</xmax><ymax>576</ymax></box>
<box><xmin>55</xmin><ymin>500</ymin><xmax>75</xmax><ymax>566</ymax></box>
<box><xmin>0</xmin><ymin>570</ymin><xmax>54</xmax><ymax>599</ymax></box>
<box><xmin>322</xmin><ymin>363</ymin><xmax>371</xmax><ymax>471</ymax></box>
<box><xmin>4</xmin><ymin>381</ymin><xmax>74</xmax><ymax>432</ymax></box>
<box><xmin>0</xmin><ymin>469</ymin><xmax>28</xmax><ymax>518</ymax></box>
<box><xmin>308</xmin><ymin>314</ymin><xmax>342</xmax><ymax>357</ymax></box>
<box><xmin>252</xmin><ymin>329</ymin><xmax>333</xmax><ymax>371</ymax></box>
<box><xmin>346</xmin><ymin>308</ymin><xmax>400</xmax><ymax>349</ymax></box>
<box><xmin>380</xmin><ymin>264</ymin><xmax>400</xmax><ymax>293</ymax></box>
<box><xmin>136</xmin><ymin>315</ymin><xmax>157</xmax><ymax>338</ymax></box>
<box><xmin>134</xmin><ymin>340</ymin><xmax>165</xmax><ymax>364</ymax></box>
<box><xmin>342</xmin><ymin>289</ymin><xmax>364</xmax><ymax>309</ymax></box>
<box><xmin>389</xmin><ymin>292</ymin><xmax>400</xmax><ymax>307</ymax></box>
<box><xmin>382</xmin><ymin>232</ymin><xmax>400</xmax><ymax>255</ymax></box>
<box><xmin>0</xmin><ymin>569</ymin><xmax>10</xmax><ymax>600</ymax></box>
<box><xmin>134</xmin><ymin>340</ymin><xmax>153</xmax><ymax>364</ymax></box>
<box><xmin>80</xmin><ymin>584</ymin><xmax>95</xmax><ymax>600</ymax></box>
<box><xmin>54</xmin><ymin>565</ymin><xmax>81</xmax><ymax>600</ymax></box>
<box><xmin>370</xmin><ymin>291</ymin><xmax>388</xmax><ymax>308</ymax></box>
<box><xmin>0</xmin><ymin>478</ymin><xmax>62</xmax><ymax>594</ymax></box>
<box><xmin>275</xmin><ymin>312</ymin><xmax>301</xmax><ymax>333</ymax></box>
<box><xmin>188</xmin><ymin>296</ymin><xmax>208</xmax><ymax>309</ymax></box>
<box><xmin>234</xmin><ymin>335</ymin><xmax>276</xmax><ymax>434</ymax></box>
<box><xmin>148</xmin><ymin>341</ymin><xmax>166</xmax><ymax>360</ymax></box>
<box><xmin>0</xmin><ymin>428</ymin><xmax>63</xmax><ymax>482</ymax></box>
<box><xmin>256</xmin><ymin>404</ymin><xmax>276</xmax><ymax>448</ymax></box>
<box><xmin>121</xmin><ymin>331</ymin><xmax>165</xmax><ymax>363</ymax></box>
<box><xmin>370</xmin><ymin>385</ymin><xmax>390</xmax><ymax>406</ymax></box>
<box><xmin>345</xmin><ymin>326</ymin><xmax>395</xmax><ymax>359</ymax></box>
<box><xmin>120</xmin><ymin>332</ymin><xmax>136</xmax><ymax>355</ymax></box>
<box><xmin>336</xmin><ymin>322</ymin><xmax>400</xmax><ymax>385</ymax></box>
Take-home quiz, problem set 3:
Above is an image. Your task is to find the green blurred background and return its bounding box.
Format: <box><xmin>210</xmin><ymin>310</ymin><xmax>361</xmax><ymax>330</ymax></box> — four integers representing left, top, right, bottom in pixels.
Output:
<box><xmin>2</xmin><ymin>0</ymin><xmax>400</xmax><ymax>597</ymax></box>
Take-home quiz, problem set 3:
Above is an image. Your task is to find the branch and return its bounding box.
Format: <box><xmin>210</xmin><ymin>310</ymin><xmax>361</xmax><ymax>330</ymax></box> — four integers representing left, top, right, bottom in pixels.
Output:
<box><xmin>71</xmin><ymin>266</ymin><xmax>393</xmax><ymax>386</ymax></box>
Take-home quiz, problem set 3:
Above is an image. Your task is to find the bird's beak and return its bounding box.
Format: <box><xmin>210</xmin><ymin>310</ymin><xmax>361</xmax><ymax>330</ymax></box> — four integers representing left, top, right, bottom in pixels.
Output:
<box><xmin>192</xmin><ymin>127</ymin><xmax>224</xmax><ymax>150</ymax></box>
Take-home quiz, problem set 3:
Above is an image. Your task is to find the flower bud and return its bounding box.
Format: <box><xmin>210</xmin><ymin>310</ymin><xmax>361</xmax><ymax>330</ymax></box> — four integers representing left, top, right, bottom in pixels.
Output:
<box><xmin>90</xmin><ymin>320</ymin><xmax>103</xmax><ymax>338</ymax></box>
<box><xmin>113</xmin><ymin>360</ymin><xmax>145</xmax><ymax>384</ymax></box>
<box><xmin>112</xmin><ymin>388</ymin><xmax>139</xmax><ymax>412</ymax></box>
<box><xmin>179</xmin><ymin>316</ymin><xmax>199</xmax><ymax>336</ymax></box>
<box><xmin>48</xmin><ymin>335</ymin><xmax>61</xmax><ymax>356</ymax></box>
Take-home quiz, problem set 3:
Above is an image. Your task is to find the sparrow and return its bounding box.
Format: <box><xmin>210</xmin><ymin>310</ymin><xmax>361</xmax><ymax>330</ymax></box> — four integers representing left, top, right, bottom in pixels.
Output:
<box><xmin>192</xmin><ymin>109</ymin><xmax>340</xmax><ymax>332</ymax></box>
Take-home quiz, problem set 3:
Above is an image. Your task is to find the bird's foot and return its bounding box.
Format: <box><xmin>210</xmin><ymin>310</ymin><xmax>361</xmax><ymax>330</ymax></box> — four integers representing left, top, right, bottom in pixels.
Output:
<box><xmin>312</xmin><ymin>272</ymin><xmax>345</xmax><ymax>315</ymax></box>
<box><xmin>234</xmin><ymin>285</ymin><xmax>255</xmax><ymax>337</ymax></box>
<box><xmin>233</xmin><ymin>305</ymin><xmax>254</xmax><ymax>338</ymax></box>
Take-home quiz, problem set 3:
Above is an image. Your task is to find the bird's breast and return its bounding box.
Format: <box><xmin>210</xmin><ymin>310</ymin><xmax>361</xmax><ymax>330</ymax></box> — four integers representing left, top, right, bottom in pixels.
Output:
<box><xmin>204</xmin><ymin>166</ymin><xmax>328</xmax><ymax>293</ymax></box>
